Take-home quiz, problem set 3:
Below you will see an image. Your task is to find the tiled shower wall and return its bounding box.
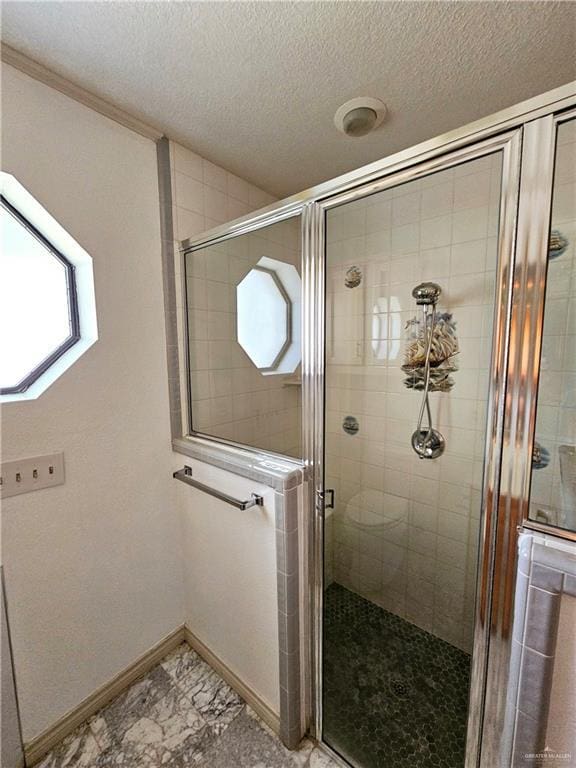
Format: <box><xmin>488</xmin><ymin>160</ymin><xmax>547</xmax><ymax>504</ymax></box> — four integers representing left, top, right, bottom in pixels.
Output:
<box><xmin>530</xmin><ymin>118</ymin><xmax>576</xmax><ymax>531</ymax></box>
<box><xmin>325</xmin><ymin>152</ymin><xmax>502</xmax><ymax>652</ymax></box>
<box><xmin>170</xmin><ymin>141</ymin><xmax>276</xmax><ymax>242</ymax></box>
<box><xmin>168</xmin><ymin>141</ymin><xmax>302</xmax><ymax>458</ymax></box>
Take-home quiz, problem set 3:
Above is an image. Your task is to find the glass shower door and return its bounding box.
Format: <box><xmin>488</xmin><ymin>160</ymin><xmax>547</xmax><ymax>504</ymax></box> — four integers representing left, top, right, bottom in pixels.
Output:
<box><xmin>528</xmin><ymin>115</ymin><xmax>576</xmax><ymax>535</ymax></box>
<box><xmin>321</xmin><ymin>148</ymin><xmax>508</xmax><ymax>768</ymax></box>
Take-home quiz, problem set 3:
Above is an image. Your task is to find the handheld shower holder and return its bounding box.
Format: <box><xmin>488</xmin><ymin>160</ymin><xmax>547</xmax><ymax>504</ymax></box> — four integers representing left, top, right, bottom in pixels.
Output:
<box><xmin>408</xmin><ymin>282</ymin><xmax>446</xmax><ymax>460</ymax></box>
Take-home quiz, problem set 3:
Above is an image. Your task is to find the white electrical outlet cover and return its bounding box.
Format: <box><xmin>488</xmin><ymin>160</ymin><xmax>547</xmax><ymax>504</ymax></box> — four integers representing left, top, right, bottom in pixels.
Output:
<box><xmin>0</xmin><ymin>452</ymin><xmax>65</xmax><ymax>498</ymax></box>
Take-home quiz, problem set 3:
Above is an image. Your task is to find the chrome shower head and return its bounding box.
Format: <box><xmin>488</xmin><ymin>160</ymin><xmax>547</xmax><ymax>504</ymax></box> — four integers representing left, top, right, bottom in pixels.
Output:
<box><xmin>412</xmin><ymin>282</ymin><xmax>441</xmax><ymax>306</ymax></box>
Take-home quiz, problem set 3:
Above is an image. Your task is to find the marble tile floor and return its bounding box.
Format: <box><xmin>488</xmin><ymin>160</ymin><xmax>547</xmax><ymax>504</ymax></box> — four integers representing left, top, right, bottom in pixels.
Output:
<box><xmin>37</xmin><ymin>642</ymin><xmax>339</xmax><ymax>768</ymax></box>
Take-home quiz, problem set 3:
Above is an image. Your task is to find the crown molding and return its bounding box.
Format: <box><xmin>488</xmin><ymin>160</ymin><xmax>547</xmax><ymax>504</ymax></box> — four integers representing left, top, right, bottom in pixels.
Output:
<box><xmin>1</xmin><ymin>43</ymin><xmax>164</xmax><ymax>141</ymax></box>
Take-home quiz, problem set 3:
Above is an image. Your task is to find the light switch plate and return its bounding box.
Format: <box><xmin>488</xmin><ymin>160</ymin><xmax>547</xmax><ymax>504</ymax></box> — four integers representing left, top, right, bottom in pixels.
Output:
<box><xmin>0</xmin><ymin>452</ymin><xmax>65</xmax><ymax>498</ymax></box>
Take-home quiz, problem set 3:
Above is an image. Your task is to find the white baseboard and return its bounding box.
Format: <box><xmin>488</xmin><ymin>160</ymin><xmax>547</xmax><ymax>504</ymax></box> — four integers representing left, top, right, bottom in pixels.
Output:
<box><xmin>24</xmin><ymin>624</ymin><xmax>279</xmax><ymax>766</ymax></box>
<box><xmin>25</xmin><ymin>626</ymin><xmax>185</xmax><ymax>766</ymax></box>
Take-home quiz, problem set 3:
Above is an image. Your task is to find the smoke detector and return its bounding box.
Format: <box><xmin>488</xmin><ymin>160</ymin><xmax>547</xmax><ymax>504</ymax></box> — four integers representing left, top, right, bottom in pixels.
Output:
<box><xmin>334</xmin><ymin>97</ymin><xmax>387</xmax><ymax>137</ymax></box>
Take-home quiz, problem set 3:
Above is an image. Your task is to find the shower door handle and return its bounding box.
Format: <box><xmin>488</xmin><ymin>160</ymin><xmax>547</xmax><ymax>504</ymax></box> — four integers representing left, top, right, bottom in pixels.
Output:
<box><xmin>316</xmin><ymin>489</ymin><xmax>334</xmax><ymax>515</ymax></box>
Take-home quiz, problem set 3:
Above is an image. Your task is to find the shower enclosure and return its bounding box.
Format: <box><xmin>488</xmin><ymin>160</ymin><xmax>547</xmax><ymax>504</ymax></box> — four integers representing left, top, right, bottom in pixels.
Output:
<box><xmin>321</xmin><ymin>149</ymin><xmax>504</xmax><ymax>768</ymax></box>
<box><xmin>308</xmin><ymin>95</ymin><xmax>576</xmax><ymax>768</ymax></box>
<box><xmin>178</xmin><ymin>83</ymin><xmax>576</xmax><ymax>768</ymax></box>
<box><xmin>315</xmin><ymin>136</ymin><xmax>515</xmax><ymax>768</ymax></box>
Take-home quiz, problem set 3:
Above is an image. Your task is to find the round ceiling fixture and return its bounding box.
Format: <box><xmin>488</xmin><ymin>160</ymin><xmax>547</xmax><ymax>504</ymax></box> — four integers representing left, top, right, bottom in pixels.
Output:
<box><xmin>334</xmin><ymin>97</ymin><xmax>387</xmax><ymax>137</ymax></box>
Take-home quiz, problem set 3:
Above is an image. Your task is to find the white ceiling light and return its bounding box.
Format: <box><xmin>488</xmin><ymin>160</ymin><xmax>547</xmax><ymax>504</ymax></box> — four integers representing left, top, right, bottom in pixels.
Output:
<box><xmin>334</xmin><ymin>97</ymin><xmax>387</xmax><ymax>137</ymax></box>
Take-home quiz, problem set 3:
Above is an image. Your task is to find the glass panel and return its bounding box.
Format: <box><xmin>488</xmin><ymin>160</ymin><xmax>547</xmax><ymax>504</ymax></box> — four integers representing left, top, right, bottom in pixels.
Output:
<box><xmin>529</xmin><ymin>117</ymin><xmax>576</xmax><ymax>533</ymax></box>
<box><xmin>323</xmin><ymin>152</ymin><xmax>503</xmax><ymax>768</ymax></box>
<box><xmin>185</xmin><ymin>215</ymin><xmax>302</xmax><ymax>458</ymax></box>
<box><xmin>0</xmin><ymin>203</ymin><xmax>71</xmax><ymax>389</ymax></box>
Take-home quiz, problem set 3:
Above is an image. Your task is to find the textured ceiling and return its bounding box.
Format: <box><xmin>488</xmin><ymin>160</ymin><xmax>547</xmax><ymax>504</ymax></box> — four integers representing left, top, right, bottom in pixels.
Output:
<box><xmin>2</xmin><ymin>1</ymin><xmax>575</xmax><ymax>196</ymax></box>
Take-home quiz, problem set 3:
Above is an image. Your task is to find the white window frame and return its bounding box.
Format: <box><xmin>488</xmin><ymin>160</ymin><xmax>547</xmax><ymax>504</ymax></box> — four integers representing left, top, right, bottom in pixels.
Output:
<box><xmin>0</xmin><ymin>173</ymin><xmax>98</xmax><ymax>402</ymax></box>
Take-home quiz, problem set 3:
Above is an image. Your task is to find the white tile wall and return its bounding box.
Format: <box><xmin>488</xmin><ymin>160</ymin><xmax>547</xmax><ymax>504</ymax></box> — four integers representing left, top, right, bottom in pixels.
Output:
<box><xmin>170</xmin><ymin>141</ymin><xmax>276</xmax><ymax>240</ymax></box>
<box><xmin>530</xmin><ymin>118</ymin><xmax>576</xmax><ymax>532</ymax></box>
<box><xmin>325</xmin><ymin>152</ymin><xmax>503</xmax><ymax>652</ymax></box>
<box><xmin>169</xmin><ymin>141</ymin><xmax>302</xmax><ymax>457</ymax></box>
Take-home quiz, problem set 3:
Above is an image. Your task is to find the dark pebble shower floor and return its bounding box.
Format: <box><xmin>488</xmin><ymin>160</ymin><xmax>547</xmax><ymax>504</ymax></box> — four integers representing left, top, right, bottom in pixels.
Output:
<box><xmin>323</xmin><ymin>583</ymin><xmax>471</xmax><ymax>768</ymax></box>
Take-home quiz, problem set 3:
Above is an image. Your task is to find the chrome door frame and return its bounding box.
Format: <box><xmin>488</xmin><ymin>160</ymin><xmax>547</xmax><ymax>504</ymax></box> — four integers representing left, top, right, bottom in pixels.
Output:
<box><xmin>305</xmin><ymin>129</ymin><xmax>522</xmax><ymax>768</ymax></box>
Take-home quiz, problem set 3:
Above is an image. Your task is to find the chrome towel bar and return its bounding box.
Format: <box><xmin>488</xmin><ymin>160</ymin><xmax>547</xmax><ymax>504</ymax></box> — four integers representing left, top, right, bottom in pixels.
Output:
<box><xmin>173</xmin><ymin>466</ymin><xmax>264</xmax><ymax>510</ymax></box>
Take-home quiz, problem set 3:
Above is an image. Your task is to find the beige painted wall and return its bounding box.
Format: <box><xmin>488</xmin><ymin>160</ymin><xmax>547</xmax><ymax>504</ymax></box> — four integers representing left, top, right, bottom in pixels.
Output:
<box><xmin>174</xmin><ymin>457</ymin><xmax>281</xmax><ymax>714</ymax></box>
<box><xmin>0</xmin><ymin>65</ymin><xmax>184</xmax><ymax>742</ymax></box>
<box><xmin>0</xmin><ymin>66</ymin><xmax>289</xmax><ymax>745</ymax></box>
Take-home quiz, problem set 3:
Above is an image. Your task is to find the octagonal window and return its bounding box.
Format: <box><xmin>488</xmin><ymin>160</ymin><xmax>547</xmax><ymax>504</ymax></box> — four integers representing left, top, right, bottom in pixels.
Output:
<box><xmin>0</xmin><ymin>174</ymin><xmax>97</xmax><ymax>402</ymax></box>
<box><xmin>237</xmin><ymin>266</ymin><xmax>291</xmax><ymax>371</ymax></box>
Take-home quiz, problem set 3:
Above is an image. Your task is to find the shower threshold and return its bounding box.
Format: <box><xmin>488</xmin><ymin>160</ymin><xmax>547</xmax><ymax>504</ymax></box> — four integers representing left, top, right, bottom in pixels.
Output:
<box><xmin>322</xmin><ymin>584</ymin><xmax>470</xmax><ymax>768</ymax></box>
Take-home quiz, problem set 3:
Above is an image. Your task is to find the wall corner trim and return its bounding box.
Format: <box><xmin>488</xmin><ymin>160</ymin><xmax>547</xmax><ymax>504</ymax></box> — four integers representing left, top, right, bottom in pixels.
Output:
<box><xmin>1</xmin><ymin>43</ymin><xmax>164</xmax><ymax>141</ymax></box>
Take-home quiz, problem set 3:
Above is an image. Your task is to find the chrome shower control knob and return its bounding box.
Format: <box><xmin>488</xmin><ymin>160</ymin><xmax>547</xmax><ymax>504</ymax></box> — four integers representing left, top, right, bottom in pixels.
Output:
<box><xmin>411</xmin><ymin>428</ymin><xmax>445</xmax><ymax>459</ymax></box>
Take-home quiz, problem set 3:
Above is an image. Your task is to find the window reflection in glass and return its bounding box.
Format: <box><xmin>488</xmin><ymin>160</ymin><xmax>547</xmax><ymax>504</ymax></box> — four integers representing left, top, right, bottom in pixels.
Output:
<box><xmin>185</xmin><ymin>215</ymin><xmax>302</xmax><ymax>458</ymax></box>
